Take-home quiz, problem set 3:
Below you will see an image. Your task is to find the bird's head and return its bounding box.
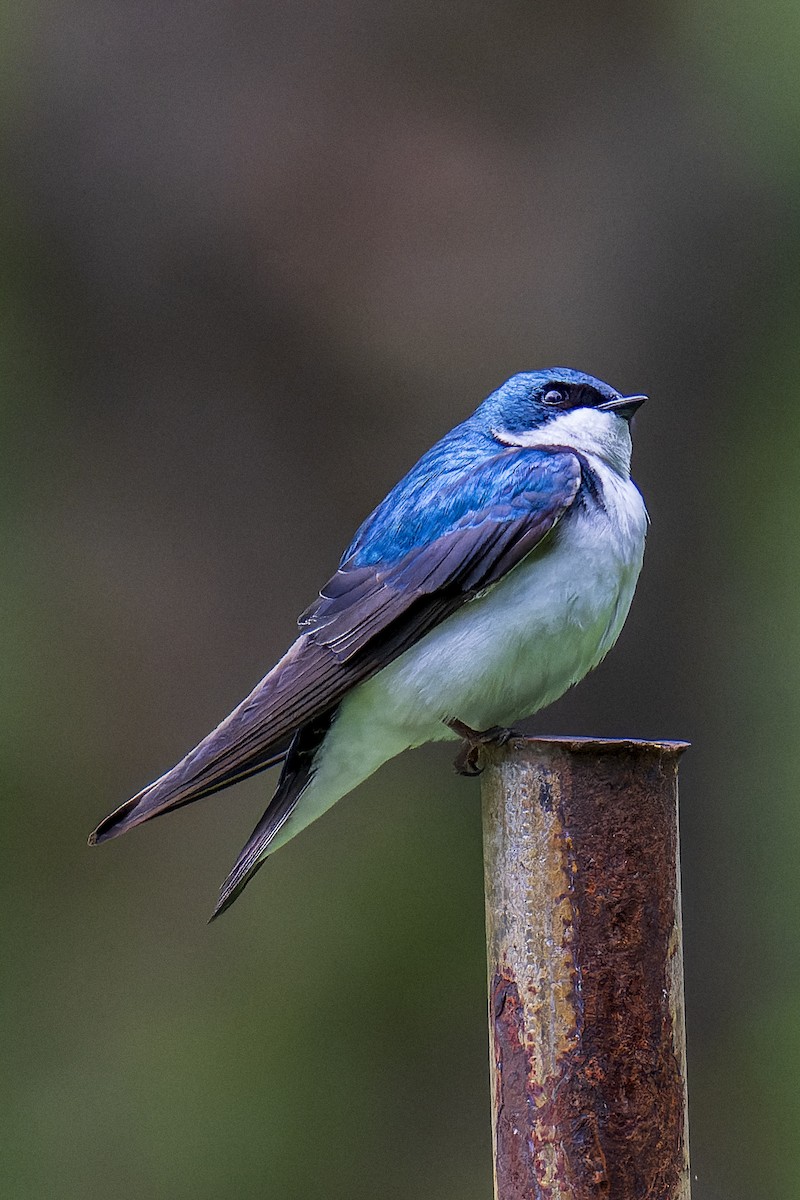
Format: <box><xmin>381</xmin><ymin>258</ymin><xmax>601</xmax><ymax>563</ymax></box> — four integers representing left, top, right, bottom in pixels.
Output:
<box><xmin>476</xmin><ymin>368</ymin><xmax>646</xmax><ymax>474</ymax></box>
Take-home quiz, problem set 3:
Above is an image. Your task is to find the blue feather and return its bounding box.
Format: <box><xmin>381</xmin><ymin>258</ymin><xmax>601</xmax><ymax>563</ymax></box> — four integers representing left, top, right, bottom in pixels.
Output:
<box><xmin>345</xmin><ymin>446</ymin><xmax>577</xmax><ymax>567</ymax></box>
<box><xmin>342</xmin><ymin>367</ymin><xmax>614</xmax><ymax>567</ymax></box>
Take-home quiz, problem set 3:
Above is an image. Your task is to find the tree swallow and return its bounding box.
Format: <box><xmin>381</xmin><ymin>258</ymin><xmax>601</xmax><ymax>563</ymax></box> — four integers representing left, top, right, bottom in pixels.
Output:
<box><xmin>90</xmin><ymin>368</ymin><xmax>648</xmax><ymax>918</ymax></box>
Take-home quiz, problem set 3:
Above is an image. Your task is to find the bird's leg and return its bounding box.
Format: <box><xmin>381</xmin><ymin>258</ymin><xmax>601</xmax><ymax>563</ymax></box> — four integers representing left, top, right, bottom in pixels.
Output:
<box><xmin>445</xmin><ymin>718</ymin><xmax>519</xmax><ymax>777</ymax></box>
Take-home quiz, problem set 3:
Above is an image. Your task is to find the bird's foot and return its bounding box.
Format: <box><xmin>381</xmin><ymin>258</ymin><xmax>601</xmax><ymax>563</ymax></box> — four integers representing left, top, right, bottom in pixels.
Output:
<box><xmin>445</xmin><ymin>719</ymin><xmax>519</xmax><ymax>777</ymax></box>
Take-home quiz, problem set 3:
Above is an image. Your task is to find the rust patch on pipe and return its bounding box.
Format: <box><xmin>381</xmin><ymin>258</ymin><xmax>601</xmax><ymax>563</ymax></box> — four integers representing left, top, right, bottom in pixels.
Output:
<box><xmin>491</xmin><ymin>970</ymin><xmax>539</xmax><ymax>1200</ymax></box>
<box><xmin>544</xmin><ymin>748</ymin><xmax>686</xmax><ymax>1199</ymax></box>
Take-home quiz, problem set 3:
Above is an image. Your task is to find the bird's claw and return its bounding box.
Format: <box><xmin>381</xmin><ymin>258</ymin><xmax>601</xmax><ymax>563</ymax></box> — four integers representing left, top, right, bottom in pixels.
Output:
<box><xmin>446</xmin><ymin>719</ymin><xmax>519</xmax><ymax>777</ymax></box>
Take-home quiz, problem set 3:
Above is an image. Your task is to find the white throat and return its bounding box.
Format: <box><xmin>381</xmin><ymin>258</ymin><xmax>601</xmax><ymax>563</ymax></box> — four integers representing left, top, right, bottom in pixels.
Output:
<box><xmin>493</xmin><ymin>408</ymin><xmax>633</xmax><ymax>477</ymax></box>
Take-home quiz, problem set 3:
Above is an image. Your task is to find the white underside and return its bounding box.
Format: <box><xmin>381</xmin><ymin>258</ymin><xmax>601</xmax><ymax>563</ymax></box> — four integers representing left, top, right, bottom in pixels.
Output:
<box><xmin>266</xmin><ymin>441</ymin><xmax>648</xmax><ymax>855</ymax></box>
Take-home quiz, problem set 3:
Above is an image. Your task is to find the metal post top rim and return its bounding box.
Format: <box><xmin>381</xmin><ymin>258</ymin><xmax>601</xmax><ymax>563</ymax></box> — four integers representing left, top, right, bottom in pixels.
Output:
<box><xmin>497</xmin><ymin>734</ymin><xmax>691</xmax><ymax>756</ymax></box>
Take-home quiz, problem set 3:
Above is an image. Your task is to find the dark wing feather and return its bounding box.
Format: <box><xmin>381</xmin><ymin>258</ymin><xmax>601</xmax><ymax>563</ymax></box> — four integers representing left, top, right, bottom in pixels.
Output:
<box><xmin>89</xmin><ymin>640</ymin><xmax>349</xmax><ymax>844</ymax></box>
<box><xmin>90</xmin><ymin>449</ymin><xmax>581</xmax><ymax>848</ymax></box>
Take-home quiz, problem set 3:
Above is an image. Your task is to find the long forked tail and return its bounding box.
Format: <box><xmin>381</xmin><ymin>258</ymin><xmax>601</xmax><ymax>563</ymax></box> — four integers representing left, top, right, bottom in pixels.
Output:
<box><xmin>210</xmin><ymin>712</ymin><xmax>333</xmax><ymax>919</ymax></box>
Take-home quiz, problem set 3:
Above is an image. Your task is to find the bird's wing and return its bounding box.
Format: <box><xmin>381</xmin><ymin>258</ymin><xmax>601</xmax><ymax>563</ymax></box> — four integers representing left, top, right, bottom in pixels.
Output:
<box><xmin>90</xmin><ymin>448</ymin><xmax>581</xmax><ymax>847</ymax></box>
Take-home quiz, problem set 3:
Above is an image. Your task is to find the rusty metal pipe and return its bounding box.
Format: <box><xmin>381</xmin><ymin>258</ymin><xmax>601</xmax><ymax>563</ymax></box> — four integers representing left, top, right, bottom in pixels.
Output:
<box><xmin>481</xmin><ymin>736</ymin><xmax>691</xmax><ymax>1200</ymax></box>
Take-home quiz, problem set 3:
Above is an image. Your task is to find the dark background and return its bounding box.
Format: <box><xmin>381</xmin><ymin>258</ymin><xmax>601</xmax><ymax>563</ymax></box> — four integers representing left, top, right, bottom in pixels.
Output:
<box><xmin>4</xmin><ymin>3</ymin><xmax>800</xmax><ymax>1197</ymax></box>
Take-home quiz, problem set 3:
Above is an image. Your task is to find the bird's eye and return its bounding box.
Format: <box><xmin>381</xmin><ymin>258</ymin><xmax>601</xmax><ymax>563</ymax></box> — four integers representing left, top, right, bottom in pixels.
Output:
<box><xmin>543</xmin><ymin>389</ymin><xmax>567</xmax><ymax>406</ymax></box>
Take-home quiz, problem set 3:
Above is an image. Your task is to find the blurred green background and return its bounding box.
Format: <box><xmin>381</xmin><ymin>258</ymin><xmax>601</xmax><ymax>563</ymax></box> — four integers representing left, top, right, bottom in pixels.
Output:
<box><xmin>3</xmin><ymin>2</ymin><xmax>800</xmax><ymax>1197</ymax></box>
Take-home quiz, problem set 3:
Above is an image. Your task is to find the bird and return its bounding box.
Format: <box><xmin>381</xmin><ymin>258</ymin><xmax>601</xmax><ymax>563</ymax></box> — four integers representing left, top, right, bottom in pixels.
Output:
<box><xmin>89</xmin><ymin>368</ymin><xmax>648</xmax><ymax>919</ymax></box>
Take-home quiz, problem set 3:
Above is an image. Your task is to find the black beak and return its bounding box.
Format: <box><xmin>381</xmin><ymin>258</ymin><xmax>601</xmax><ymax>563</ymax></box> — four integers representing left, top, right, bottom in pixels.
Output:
<box><xmin>598</xmin><ymin>394</ymin><xmax>647</xmax><ymax>422</ymax></box>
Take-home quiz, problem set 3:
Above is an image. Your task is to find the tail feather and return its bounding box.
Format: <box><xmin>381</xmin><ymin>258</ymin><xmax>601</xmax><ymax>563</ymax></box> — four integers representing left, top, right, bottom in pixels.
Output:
<box><xmin>210</xmin><ymin>711</ymin><xmax>333</xmax><ymax>920</ymax></box>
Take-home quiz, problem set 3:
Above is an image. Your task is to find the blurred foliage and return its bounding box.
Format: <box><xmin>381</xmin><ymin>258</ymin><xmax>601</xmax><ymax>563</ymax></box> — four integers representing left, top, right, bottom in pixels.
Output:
<box><xmin>3</xmin><ymin>1</ymin><xmax>800</xmax><ymax>1197</ymax></box>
